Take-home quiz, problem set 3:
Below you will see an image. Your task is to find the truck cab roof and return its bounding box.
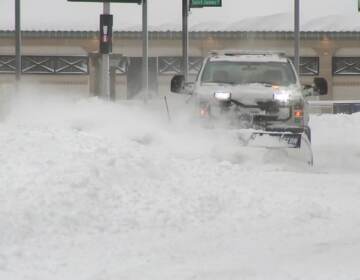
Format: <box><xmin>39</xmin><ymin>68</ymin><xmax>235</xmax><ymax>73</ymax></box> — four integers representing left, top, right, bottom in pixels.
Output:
<box><xmin>208</xmin><ymin>50</ymin><xmax>289</xmax><ymax>63</ymax></box>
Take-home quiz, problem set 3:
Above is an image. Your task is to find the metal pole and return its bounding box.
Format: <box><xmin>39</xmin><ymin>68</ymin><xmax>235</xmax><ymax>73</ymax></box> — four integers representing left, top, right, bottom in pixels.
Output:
<box><xmin>102</xmin><ymin>2</ymin><xmax>111</xmax><ymax>100</ymax></box>
<box><xmin>294</xmin><ymin>0</ymin><xmax>300</xmax><ymax>74</ymax></box>
<box><xmin>15</xmin><ymin>0</ymin><xmax>21</xmax><ymax>82</ymax></box>
<box><xmin>142</xmin><ymin>0</ymin><xmax>149</xmax><ymax>102</ymax></box>
<box><xmin>182</xmin><ymin>0</ymin><xmax>189</xmax><ymax>82</ymax></box>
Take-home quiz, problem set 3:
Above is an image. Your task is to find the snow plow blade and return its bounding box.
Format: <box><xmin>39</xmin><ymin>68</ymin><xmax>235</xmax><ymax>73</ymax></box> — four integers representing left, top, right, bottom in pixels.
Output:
<box><xmin>250</xmin><ymin>132</ymin><xmax>302</xmax><ymax>148</ymax></box>
<box><xmin>237</xmin><ymin>130</ymin><xmax>314</xmax><ymax>165</ymax></box>
<box><xmin>237</xmin><ymin>131</ymin><xmax>301</xmax><ymax>148</ymax></box>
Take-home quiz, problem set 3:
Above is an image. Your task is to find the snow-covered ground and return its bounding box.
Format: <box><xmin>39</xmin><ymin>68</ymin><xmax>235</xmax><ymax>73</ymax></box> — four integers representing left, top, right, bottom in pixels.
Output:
<box><xmin>0</xmin><ymin>88</ymin><xmax>360</xmax><ymax>280</ymax></box>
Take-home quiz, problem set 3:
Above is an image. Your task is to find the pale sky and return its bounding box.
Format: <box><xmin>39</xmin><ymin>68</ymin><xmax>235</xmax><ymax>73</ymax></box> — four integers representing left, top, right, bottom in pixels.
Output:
<box><xmin>0</xmin><ymin>0</ymin><xmax>357</xmax><ymax>30</ymax></box>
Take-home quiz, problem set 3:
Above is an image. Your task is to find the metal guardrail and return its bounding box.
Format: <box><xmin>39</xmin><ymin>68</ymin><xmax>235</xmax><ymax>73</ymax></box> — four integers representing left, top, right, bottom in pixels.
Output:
<box><xmin>289</xmin><ymin>57</ymin><xmax>319</xmax><ymax>76</ymax></box>
<box><xmin>309</xmin><ymin>100</ymin><xmax>360</xmax><ymax>114</ymax></box>
<box><xmin>157</xmin><ymin>56</ymin><xmax>204</xmax><ymax>75</ymax></box>
<box><xmin>333</xmin><ymin>57</ymin><xmax>360</xmax><ymax>75</ymax></box>
<box><xmin>1</xmin><ymin>55</ymin><xmax>321</xmax><ymax>76</ymax></box>
<box><xmin>0</xmin><ymin>55</ymin><xmax>89</xmax><ymax>75</ymax></box>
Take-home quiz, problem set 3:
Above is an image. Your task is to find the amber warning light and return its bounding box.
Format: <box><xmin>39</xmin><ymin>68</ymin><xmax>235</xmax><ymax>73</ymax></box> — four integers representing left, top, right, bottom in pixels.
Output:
<box><xmin>294</xmin><ymin>110</ymin><xmax>303</xmax><ymax>118</ymax></box>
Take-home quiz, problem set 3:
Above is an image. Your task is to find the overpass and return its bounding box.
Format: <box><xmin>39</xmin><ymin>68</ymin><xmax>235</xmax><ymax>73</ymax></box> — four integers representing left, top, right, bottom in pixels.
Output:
<box><xmin>1</xmin><ymin>14</ymin><xmax>360</xmax><ymax>100</ymax></box>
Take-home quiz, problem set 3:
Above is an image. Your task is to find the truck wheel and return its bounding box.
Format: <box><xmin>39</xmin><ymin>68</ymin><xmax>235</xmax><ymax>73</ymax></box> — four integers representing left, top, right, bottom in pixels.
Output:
<box><xmin>304</xmin><ymin>126</ymin><xmax>311</xmax><ymax>142</ymax></box>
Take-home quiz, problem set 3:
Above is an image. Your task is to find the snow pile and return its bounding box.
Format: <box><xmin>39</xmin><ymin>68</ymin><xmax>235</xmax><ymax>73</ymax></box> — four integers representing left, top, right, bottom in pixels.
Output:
<box><xmin>0</xmin><ymin>88</ymin><xmax>360</xmax><ymax>280</ymax></box>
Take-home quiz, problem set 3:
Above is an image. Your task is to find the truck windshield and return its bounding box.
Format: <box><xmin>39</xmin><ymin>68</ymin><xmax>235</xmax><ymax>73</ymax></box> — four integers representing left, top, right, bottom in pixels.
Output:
<box><xmin>201</xmin><ymin>61</ymin><xmax>297</xmax><ymax>86</ymax></box>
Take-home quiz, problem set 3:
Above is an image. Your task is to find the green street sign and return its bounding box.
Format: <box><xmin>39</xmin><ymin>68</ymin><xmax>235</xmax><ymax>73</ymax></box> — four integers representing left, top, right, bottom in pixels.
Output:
<box><xmin>190</xmin><ymin>0</ymin><xmax>222</xmax><ymax>8</ymax></box>
<box><xmin>67</xmin><ymin>0</ymin><xmax>142</xmax><ymax>3</ymax></box>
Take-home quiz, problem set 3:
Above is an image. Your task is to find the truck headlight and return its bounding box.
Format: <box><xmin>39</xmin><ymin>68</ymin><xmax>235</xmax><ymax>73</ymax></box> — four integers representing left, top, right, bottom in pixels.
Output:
<box><xmin>214</xmin><ymin>92</ymin><xmax>231</xmax><ymax>101</ymax></box>
<box><xmin>273</xmin><ymin>90</ymin><xmax>291</xmax><ymax>103</ymax></box>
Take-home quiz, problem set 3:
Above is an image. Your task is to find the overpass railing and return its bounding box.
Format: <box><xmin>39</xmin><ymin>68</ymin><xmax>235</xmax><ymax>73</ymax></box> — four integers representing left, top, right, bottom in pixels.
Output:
<box><xmin>1</xmin><ymin>55</ymin><xmax>320</xmax><ymax>76</ymax></box>
<box><xmin>0</xmin><ymin>55</ymin><xmax>89</xmax><ymax>75</ymax></box>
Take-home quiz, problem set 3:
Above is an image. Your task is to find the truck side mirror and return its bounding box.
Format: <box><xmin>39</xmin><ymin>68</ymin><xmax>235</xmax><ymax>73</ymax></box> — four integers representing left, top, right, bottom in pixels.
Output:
<box><xmin>314</xmin><ymin>77</ymin><xmax>328</xmax><ymax>96</ymax></box>
<box><xmin>171</xmin><ymin>75</ymin><xmax>185</xmax><ymax>94</ymax></box>
<box><xmin>302</xmin><ymin>84</ymin><xmax>313</xmax><ymax>97</ymax></box>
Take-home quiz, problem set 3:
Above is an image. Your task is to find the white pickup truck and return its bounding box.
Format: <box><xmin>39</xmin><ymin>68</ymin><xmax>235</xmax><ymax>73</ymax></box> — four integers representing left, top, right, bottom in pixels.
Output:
<box><xmin>170</xmin><ymin>50</ymin><xmax>328</xmax><ymax>164</ymax></box>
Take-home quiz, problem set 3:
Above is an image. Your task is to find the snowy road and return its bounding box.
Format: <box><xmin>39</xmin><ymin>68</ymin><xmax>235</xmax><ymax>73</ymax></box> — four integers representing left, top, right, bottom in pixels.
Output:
<box><xmin>0</xmin><ymin>92</ymin><xmax>360</xmax><ymax>280</ymax></box>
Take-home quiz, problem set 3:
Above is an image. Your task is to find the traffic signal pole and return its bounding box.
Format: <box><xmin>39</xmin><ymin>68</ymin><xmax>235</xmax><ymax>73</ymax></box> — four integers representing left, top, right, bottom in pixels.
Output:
<box><xmin>102</xmin><ymin>2</ymin><xmax>111</xmax><ymax>100</ymax></box>
<box><xmin>142</xmin><ymin>0</ymin><xmax>149</xmax><ymax>101</ymax></box>
<box><xmin>182</xmin><ymin>0</ymin><xmax>189</xmax><ymax>82</ymax></box>
<box><xmin>68</xmin><ymin>0</ymin><xmax>142</xmax><ymax>100</ymax></box>
<box><xmin>15</xmin><ymin>0</ymin><xmax>21</xmax><ymax>82</ymax></box>
<box><xmin>294</xmin><ymin>0</ymin><xmax>300</xmax><ymax>74</ymax></box>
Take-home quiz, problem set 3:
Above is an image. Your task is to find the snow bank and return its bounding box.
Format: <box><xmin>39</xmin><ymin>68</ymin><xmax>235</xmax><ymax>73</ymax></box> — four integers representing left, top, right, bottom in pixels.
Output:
<box><xmin>0</xmin><ymin>87</ymin><xmax>360</xmax><ymax>280</ymax></box>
